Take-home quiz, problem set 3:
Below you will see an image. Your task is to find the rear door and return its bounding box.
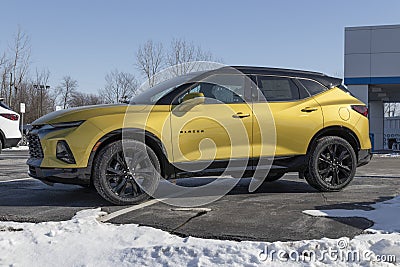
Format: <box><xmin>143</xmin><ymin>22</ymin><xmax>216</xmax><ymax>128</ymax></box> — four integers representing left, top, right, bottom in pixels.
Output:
<box><xmin>252</xmin><ymin>76</ymin><xmax>323</xmax><ymax>157</ymax></box>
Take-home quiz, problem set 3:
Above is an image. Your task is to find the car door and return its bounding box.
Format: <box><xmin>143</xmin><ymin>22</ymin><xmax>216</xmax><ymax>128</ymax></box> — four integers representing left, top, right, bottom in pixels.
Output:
<box><xmin>252</xmin><ymin>75</ymin><xmax>323</xmax><ymax>158</ymax></box>
<box><xmin>169</xmin><ymin>75</ymin><xmax>253</xmax><ymax>173</ymax></box>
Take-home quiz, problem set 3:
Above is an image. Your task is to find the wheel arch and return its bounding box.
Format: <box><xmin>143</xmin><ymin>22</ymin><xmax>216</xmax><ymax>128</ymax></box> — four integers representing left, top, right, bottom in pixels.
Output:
<box><xmin>87</xmin><ymin>128</ymin><xmax>173</xmax><ymax>183</ymax></box>
<box><xmin>307</xmin><ymin>126</ymin><xmax>361</xmax><ymax>158</ymax></box>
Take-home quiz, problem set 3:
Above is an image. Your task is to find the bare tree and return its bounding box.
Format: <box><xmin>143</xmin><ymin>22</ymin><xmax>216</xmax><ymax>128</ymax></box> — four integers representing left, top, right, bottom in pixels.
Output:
<box><xmin>99</xmin><ymin>70</ymin><xmax>138</xmax><ymax>103</ymax></box>
<box><xmin>69</xmin><ymin>91</ymin><xmax>103</xmax><ymax>107</ymax></box>
<box><xmin>0</xmin><ymin>53</ymin><xmax>6</xmax><ymax>69</ymax></box>
<box><xmin>166</xmin><ymin>38</ymin><xmax>214</xmax><ymax>76</ymax></box>
<box><xmin>136</xmin><ymin>40</ymin><xmax>164</xmax><ymax>87</ymax></box>
<box><xmin>57</xmin><ymin>76</ymin><xmax>78</xmax><ymax>109</ymax></box>
<box><xmin>0</xmin><ymin>53</ymin><xmax>10</xmax><ymax>100</ymax></box>
<box><xmin>8</xmin><ymin>27</ymin><xmax>31</xmax><ymax>107</ymax></box>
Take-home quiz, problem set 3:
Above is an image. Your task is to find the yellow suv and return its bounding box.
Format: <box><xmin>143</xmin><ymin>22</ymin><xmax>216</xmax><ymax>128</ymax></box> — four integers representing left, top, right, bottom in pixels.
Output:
<box><xmin>27</xmin><ymin>66</ymin><xmax>372</xmax><ymax>205</ymax></box>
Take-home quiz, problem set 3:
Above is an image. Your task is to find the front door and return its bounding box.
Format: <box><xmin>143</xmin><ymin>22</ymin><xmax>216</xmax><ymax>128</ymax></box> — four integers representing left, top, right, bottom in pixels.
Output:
<box><xmin>170</xmin><ymin>77</ymin><xmax>253</xmax><ymax>174</ymax></box>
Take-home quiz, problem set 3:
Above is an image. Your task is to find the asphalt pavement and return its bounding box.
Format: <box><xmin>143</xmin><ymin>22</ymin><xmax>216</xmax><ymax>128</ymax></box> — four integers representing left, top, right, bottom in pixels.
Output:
<box><xmin>0</xmin><ymin>149</ymin><xmax>399</xmax><ymax>242</ymax></box>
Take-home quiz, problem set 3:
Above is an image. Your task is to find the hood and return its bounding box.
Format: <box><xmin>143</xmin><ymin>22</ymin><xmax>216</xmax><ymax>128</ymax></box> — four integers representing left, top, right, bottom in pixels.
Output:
<box><xmin>32</xmin><ymin>104</ymin><xmax>147</xmax><ymax>125</ymax></box>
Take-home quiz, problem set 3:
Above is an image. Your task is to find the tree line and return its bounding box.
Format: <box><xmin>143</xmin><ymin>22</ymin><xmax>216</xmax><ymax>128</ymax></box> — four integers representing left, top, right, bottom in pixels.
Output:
<box><xmin>0</xmin><ymin>28</ymin><xmax>218</xmax><ymax>123</ymax></box>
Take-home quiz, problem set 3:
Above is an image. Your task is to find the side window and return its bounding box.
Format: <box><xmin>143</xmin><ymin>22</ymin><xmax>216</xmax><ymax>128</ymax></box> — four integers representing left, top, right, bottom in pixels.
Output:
<box><xmin>257</xmin><ymin>76</ymin><xmax>300</xmax><ymax>101</ymax></box>
<box><xmin>176</xmin><ymin>84</ymin><xmax>201</xmax><ymax>104</ymax></box>
<box><xmin>298</xmin><ymin>79</ymin><xmax>327</xmax><ymax>96</ymax></box>
<box><xmin>176</xmin><ymin>82</ymin><xmax>245</xmax><ymax>104</ymax></box>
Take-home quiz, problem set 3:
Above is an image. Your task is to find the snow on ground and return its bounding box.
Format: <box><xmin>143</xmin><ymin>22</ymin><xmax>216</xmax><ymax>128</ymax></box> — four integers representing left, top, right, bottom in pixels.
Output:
<box><xmin>0</xmin><ymin>197</ymin><xmax>399</xmax><ymax>266</ymax></box>
<box><xmin>376</xmin><ymin>153</ymin><xmax>400</xmax><ymax>158</ymax></box>
<box><xmin>303</xmin><ymin>196</ymin><xmax>400</xmax><ymax>234</ymax></box>
<box><xmin>4</xmin><ymin>145</ymin><xmax>29</xmax><ymax>151</ymax></box>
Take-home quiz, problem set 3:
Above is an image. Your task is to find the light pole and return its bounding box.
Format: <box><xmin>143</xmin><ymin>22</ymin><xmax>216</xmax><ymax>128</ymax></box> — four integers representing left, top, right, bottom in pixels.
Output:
<box><xmin>9</xmin><ymin>72</ymin><xmax>13</xmax><ymax>107</ymax></box>
<box><xmin>33</xmin><ymin>84</ymin><xmax>50</xmax><ymax>117</ymax></box>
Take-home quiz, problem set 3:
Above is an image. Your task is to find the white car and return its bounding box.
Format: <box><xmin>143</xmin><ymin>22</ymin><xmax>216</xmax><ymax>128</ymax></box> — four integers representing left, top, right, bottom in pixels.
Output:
<box><xmin>0</xmin><ymin>98</ymin><xmax>21</xmax><ymax>153</ymax></box>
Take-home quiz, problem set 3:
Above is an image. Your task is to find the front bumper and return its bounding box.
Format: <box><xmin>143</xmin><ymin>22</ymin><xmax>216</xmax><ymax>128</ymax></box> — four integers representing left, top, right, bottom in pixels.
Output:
<box><xmin>26</xmin><ymin>126</ymin><xmax>93</xmax><ymax>186</ymax></box>
<box><xmin>357</xmin><ymin>149</ymin><xmax>372</xmax><ymax>167</ymax></box>
<box><xmin>28</xmin><ymin>161</ymin><xmax>91</xmax><ymax>186</ymax></box>
<box><xmin>4</xmin><ymin>137</ymin><xmax>21</xmax><ymax>148</ymax></box>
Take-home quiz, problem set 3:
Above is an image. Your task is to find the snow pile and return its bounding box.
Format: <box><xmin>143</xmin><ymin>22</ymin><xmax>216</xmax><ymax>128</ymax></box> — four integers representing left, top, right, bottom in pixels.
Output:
<box><xmin>377</xmin><ymin>153</ymin><xmax>400</xmax><ymax>158</ymax></box>
<box><xmin>0</xmin><ymin>197</ymin><xmax>399</xmax><ymax>266</ymax></box>
<box><xmin>4</xmin><ymin>145</ymin><xmax>29</xmax><ymax>151</ymax></box>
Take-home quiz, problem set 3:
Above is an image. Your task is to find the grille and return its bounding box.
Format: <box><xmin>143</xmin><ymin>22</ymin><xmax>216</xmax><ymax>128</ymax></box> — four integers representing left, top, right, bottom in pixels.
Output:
<box><xmin>27</xmin><ymin>133</ymin><xmax>44</xmax><ymax>158</ymax></box>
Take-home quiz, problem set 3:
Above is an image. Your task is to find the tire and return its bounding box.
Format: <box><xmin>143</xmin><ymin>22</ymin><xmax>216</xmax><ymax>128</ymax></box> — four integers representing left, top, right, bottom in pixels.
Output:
<box><xmin>0</xmin><ymin>139</ymin><xmax>2</xmax><ymax>154</ymax></box>
<box><xmin>305</xmin><ymin>136</ymin><xmax>356</xmax><ymax>192</ymax></box>
<box><xmin>93</xmin><ymin>139</ymin><xmax>161</xmax><ymax>205</ymax></box>
<box><xmin>264</xmin><ymin>172</ymin><xmax>284</xmax><ymax>182</ymax></box>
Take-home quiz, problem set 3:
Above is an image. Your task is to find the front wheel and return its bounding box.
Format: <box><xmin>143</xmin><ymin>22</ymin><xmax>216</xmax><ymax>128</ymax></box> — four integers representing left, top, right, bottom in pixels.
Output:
<box><xmin>93</xmin><ymin>140</ymin><xmax>161</xmax><ymax>205</ymax></box>
<box><xmin>305</xmin><ymin>136</ymin><xmax>356</xmax><ymax>192</ymax></box>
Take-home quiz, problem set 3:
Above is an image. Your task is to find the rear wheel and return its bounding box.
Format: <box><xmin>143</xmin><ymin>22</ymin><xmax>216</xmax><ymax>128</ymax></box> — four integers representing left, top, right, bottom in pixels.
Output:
<box><xmin>305</xmin><ymin>136</ymin><xmax>356</xmax><ymax>192</ymax></box>
<box><xmin>93</xmin><ymin>140</ymin><xmax>161</xmax><ymax>205</ymax></box>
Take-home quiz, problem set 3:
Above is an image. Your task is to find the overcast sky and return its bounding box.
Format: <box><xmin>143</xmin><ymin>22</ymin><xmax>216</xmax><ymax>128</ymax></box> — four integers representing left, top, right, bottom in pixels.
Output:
<box><xmin>1</xmin><ymin>0</ymin><xmax>400</xmax><ymax>93</ymax></box>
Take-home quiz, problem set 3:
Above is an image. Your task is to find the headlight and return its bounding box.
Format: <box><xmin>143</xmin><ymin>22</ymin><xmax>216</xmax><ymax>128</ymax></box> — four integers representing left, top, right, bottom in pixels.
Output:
<box><xmin>50</xmin><ymin>120</ymin><xmax>85</xmax><ymax>129</ymax></box>
<box><xmin>56</xmin><ymin>140</ymin><xmax>76</xmax><ymax>164</ymax></box>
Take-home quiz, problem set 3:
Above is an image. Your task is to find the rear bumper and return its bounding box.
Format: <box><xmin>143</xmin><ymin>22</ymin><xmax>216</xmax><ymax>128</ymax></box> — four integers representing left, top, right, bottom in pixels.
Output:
<box><xmin>27</xmin><ymin>160</ymin><xmax>90</xmax><ymax>186</ymax></box>
<box><xmin>4</xmin><ymin>138</ymin><xmax>21</xmax><ymax>148</ymax></box>
<box><xmin>357</xmin><ymin>149</ymin><xmax>372</xmax><ymax>167</ymax></box>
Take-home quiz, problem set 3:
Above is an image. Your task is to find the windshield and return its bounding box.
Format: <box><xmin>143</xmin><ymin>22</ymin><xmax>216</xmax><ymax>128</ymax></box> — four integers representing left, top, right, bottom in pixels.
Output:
<box><xmin>130</xmin><ymin>72</ymin><xmax>206</xmax><ymax>105</ymax></box>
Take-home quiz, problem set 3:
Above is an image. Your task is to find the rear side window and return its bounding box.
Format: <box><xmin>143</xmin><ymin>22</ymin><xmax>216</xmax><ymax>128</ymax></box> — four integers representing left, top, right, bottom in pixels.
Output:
<box><xmin>257</xmin><ymin>76</ymin><xmax>300</xmax><ymax>101</ymax></box>
<box><xmin>298</xmin><ymin>79</ymin><xmax>327</xmax><ymax>96</ymax></box>
<box><xmin>338</xmin><ymin>84</ymin><xmax>353</xmax><ymax>96</ymax></box>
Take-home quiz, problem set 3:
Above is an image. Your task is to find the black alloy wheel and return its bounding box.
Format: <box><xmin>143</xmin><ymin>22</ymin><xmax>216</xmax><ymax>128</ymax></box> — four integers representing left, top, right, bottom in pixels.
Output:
<box><xmin>93</xmin><ymin>140</ymin><xmax>160</xmax><ymax>205</ymax></box>
<box><xmin>305</xmin><ymin>136</ymin><xmax>356</xmax><ymax>192</ymax></box>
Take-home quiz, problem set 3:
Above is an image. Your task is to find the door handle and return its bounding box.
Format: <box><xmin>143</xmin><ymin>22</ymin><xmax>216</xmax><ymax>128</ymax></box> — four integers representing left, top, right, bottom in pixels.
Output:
<box><xmin>232</xmin><ymin>112</ymin><xmax>251</xmax><ymax>118</ymax></box>
<box><xmin>301</xmin><ymin>107</ymin><xmax>318</xmax><ymax>113</ymax></box>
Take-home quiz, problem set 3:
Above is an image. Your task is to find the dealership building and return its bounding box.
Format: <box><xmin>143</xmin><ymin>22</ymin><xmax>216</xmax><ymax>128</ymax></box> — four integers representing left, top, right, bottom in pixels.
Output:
<box><xmin>344</xmin><ymin>24</ymin><xmax>400</xmax><ymax>151</ymax></box>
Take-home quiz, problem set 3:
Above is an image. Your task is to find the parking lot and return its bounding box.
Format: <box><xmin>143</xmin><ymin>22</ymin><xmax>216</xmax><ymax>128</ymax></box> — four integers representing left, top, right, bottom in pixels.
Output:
<box><xmin>0</xmin><ymin>149</ymin><xmax>399</xmax><ymax>242</ymax></box>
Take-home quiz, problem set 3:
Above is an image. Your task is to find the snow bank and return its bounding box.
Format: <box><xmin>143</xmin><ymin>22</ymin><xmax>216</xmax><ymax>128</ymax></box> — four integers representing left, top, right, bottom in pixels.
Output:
<box><xmin>377</xmin><ymin>153</ymin><xmax>400</xmax><ymax>158</ymax></box>
<box><xmin>1</xmin><ymin>195</ymin><xmax>399</xmax><ymax>266</ymax></box>
<box><xmin>4</xmin><ymin>145</ymin><xmax>29</xmax><ymax>151</ymax></box>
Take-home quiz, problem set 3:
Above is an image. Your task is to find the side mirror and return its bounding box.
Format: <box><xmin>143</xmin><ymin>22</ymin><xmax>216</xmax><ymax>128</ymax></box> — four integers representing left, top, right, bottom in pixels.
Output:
<box><xmin>182</xmin><ymin>92</ymin><xmax>205</xmax><ymax>105</ymax></box>
<box><xmin>172</xmin><ymin>92</ymin><xmax>205</xmax><ymax>115</ymax></box>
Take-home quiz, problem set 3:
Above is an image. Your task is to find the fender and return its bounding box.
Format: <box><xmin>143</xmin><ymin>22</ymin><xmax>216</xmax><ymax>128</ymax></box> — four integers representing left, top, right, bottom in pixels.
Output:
<box><xmin>87</xmin><ymin>128</ymin><xmax>174</xmax><ymax>181</ymax></box>
<box><xmin>307</xmin><ymin>126</ymin><xmax>361</xmax><ymax>155</ymax></box>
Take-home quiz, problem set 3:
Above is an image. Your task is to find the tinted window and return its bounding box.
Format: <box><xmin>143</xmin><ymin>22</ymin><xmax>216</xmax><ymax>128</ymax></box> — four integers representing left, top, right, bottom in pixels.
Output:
<box><xmin>298</xmin><ymin>79</ymin><xmax>327</xmax><ymax>96</ymax></box>
<box><xmin>338</xmin><ymin>84</ymin><xmax>353</xmax><ymax>96</ymax></box>
<box><xmin>176</xmin><ymin>82</ymin><xmax>245</xmax><ymax>104</ymax></box>
<box><xmin>257</xmin><ymin>76</ymin><xmax>300</xmax><ymax>101</ymax></box>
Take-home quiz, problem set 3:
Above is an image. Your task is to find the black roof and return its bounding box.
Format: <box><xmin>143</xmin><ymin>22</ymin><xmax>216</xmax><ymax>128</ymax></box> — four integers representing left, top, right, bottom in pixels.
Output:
<box><xmin>231</xmin><ymin>66</ymin><xmax>342</xmax><ymax>88</ymax></box>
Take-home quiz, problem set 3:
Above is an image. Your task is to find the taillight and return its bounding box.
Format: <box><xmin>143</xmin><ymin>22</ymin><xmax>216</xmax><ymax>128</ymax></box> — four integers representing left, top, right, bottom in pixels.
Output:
<box><xmin>0</xmin><ymin>113</ymin><xmax>19</xmax><ymax>121</ymax></box>
<box><xmin>351</xmin><ymin>105</ymin><xmax>368</xmax><ymax>117</ymax></box>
